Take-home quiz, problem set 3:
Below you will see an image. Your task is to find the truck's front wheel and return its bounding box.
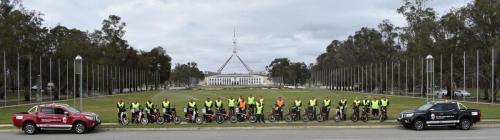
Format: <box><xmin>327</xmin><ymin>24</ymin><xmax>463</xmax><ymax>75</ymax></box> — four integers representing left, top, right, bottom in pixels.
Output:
<box><xmin>23</xmin><ymin>122</ymin><xmax>37</xmax><ymax>135</ymax></box>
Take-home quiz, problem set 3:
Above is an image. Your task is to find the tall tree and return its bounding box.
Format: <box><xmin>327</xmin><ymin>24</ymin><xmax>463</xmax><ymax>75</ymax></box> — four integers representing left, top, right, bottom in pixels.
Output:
<box><xmin>267</xmin><ymin>58</ymin><xmax>310</xmax><ymax>86</ymax></box>
<box><xmin>170</xmin><ymin>62</ymin><xmax>204</xmax><ymax>87</ymax></box>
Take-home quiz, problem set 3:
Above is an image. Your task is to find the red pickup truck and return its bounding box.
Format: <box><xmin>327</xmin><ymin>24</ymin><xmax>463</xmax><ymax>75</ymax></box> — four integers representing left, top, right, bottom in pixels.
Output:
<box><xmin>12</xmin><ymin>103</ymin><xmax>101</xmax><ymax>134</ymax></box>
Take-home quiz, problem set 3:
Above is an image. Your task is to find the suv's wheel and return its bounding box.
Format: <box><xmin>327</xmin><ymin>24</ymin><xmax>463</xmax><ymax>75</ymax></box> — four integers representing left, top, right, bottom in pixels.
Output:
<box><xmin>413</xmin><ymin>119</ymin><xmax>425</xmax><ymax>131</ymax></box>
<box><xmin>73</xmin><ymin>122</ymin><xmax>86</xmax><ymax>134</ymax></box>
<box><xmin>459</xmin><ymin>118</ymin><xmax>471</xmax><ymax>130</ymax></box>
<box><xmin>23</xmin><ymin>122</ymin><xmax>37</xmax><ymax>135</ymax></box>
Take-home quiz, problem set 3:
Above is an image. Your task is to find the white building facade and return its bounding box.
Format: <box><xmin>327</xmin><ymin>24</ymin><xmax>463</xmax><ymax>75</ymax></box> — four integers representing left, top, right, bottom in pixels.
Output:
<box><xmin>204</xmin><ymin>74</ymin><xmax>271</xmax><ymax>86</ymax></box>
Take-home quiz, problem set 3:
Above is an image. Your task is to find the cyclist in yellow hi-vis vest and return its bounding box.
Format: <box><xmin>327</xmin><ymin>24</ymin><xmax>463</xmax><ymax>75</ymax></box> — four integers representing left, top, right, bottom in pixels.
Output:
<box><xmin>322</xmin><ymin>97</ymin><xmax>332</xmax><ymax>119</ymax></box>
<box><xmin>129</xmin><ymin>100</ymin><xmax>142</xmax><ymax>123</ymax></box>
<box><xmin>162</xmin><ymin>98</ymin><xmax>172</xmax><ymax>115</ymax></box>
<box><xmin>362</xmin><ymin>96</ymin><xmax>371</xmax><ymax>114</ymax></box>
<box><xmin>308</xmin><ymin>97</ymin><xmax>317</xmax><ymax>119</ymax></box>
<box><xmin>116</xmin><ymin>99</ymin><xmax>126</xmax><ymax>121</ymax></box>
<box><xmin>371</xmin><ymin>97</ymin><xmax>381</xmax><ymax>117</ymax></box>
<box><xmin>247</xmin><ymin>94</ymin><xmax>256</xmax><ymax>115</ymax></box>
<box><xmin>380</xmin><ymin>96</ymin><xmax>389</xmax><ymax>110</ymax></box>
<box><xmin>228</xmin><ymin>96</ymin><xmax>236</xmax><ymax>115</ymax></box>
<box><xmin>186</xmin><ymin>98</ymin><xmax>197</xmax><ymax>118</ymax></box>
<box><xmin>256</xmin><ymin>102</ymin><xmax>265</xmax><ymax>123</ymax></box>
<box><xmin>145</xmin><ymin>100</ymin><xmax>155</xmax><ymax>115</ymax></box>
<box><xmin>204</xmin><ymin>97</ymin><xmax>214</xmax><ymax>121</ymax></box>
<box><xmin>380</xmin><ymin>96</ymin><xmax>390</xmax><ymax>120</ymax></box>
<box><xmin>215</xmin><ymin>97</ymin><xmax>224</xmax><ymax>113</ymax></box>
<box><xmin>293</xmin><ymin>97</ymin><xmax>302</xmax><ymax>119</ymax></box>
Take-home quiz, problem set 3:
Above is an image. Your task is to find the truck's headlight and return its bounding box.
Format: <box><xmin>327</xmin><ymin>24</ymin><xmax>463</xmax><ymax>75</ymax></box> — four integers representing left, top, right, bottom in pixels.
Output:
<box><xmin>404</xmin><ymin>113</ymin><xmax>414</xmax><ymax>118</ymax></box>
<box><xmin>85</xmin><ymin>115</ymin><xmax>95</xmax><ymax>120</ymax></box>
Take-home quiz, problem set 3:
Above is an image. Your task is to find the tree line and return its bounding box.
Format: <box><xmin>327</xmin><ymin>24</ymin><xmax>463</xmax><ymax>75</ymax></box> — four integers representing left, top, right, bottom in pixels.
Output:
<box><xmin>312</xmin><ymin>0</ymin><xmax>499</xmax><ymax>101</ymax></box>
<box><xmin>0</xmin><ymin>0</ymin><xmax>172</xmax><ymax>98</ymax></box>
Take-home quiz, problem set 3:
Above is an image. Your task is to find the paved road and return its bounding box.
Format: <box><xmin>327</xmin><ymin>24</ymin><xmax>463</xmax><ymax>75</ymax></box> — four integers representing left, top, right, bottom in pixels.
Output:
<box><xmin>1</xmin><ymin>127</ymin><xmax>499</xmax><ymax>140</ymax></box>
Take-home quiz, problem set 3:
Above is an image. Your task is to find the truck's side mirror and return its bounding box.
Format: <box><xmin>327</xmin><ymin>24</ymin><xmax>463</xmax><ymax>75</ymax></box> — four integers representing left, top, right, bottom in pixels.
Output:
<box><xmin>429</xmin><ymin>108</ymin><xmax>435</xmax><ymax>112</ymax></box>
<box><xmin>64</xmin><ymin>112</ymin><xmax>68</xmax><ymax>116</ymax></box>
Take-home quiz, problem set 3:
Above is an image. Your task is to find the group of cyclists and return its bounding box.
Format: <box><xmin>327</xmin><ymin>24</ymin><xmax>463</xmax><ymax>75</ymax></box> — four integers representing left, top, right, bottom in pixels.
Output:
<box><xmin>116</xmin><ymin>94</ymin><xmax>390</xmax><ymax>125</ymax></box>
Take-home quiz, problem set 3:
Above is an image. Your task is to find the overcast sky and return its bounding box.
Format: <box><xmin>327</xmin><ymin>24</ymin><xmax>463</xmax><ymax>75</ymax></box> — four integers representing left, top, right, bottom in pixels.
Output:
<box><xmin>22</xmin><ymin>0</ymin><xmax>470</xmax><ymax>73</ymax></box>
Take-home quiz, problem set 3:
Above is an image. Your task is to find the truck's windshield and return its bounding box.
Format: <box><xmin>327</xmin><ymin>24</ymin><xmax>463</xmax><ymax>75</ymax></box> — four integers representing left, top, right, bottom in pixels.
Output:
<box><xmin>417</xmin><ymin>103</ymin><xmax>433</xmax><ymax>111</ymax></box>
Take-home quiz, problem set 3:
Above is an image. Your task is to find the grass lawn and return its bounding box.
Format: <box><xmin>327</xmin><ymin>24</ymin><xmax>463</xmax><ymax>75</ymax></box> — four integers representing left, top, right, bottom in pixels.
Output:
<box><xmin>1</xmin><ymin>88</ymin><xmax>499</xmax><ymax>125</ymax></box>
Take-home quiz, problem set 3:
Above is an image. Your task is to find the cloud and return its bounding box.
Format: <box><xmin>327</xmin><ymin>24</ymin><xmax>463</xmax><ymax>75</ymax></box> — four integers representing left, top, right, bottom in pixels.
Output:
<box><xmin>22</xmin><ymin>0</ymin><xmax>471</xmax><ymax>73</ymax></box>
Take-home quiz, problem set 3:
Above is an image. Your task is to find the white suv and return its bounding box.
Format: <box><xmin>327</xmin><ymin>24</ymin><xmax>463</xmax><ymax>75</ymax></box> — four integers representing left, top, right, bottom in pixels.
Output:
<box><xmin>434</xmin><ymin>89</ymin><xmax>447</xmax><ymax>96</ymax></box>
<box><xmin>454</xmin><ymin>90</ymin><xmax>471</xmax><ymax>97</ymax></box>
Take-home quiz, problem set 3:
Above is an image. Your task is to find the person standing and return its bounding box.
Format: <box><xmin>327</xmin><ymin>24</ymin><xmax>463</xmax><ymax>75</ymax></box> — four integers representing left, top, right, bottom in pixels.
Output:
<box><xmin>162</xmin><ymin>98</ymin><xmax>172</xmax><ymax>115</ymax></box>
<box><xmin>129</xmin><ymin>100</ymin><xmax>142</xmax><ymax>123</ymax></box>
<box><xmin>308</xmin><ymin>97</ymin><xmax>317</xmax><ymax>119</ymax></box>
<box><xmin>362</xmin><ymin>96</ymin><xmax>371</xmax><ymax>114</ymax></box>
<box><xmin>275</xmin><ymin>97</ymin><xmax>285</xmax><ymax>121</ymax></box>
<box><xmin>145</xmin><ymin>100</ymin><xmax>155</xmax><ymax>116</ymax></box>
<box><xmin>116</xmin><ymin>99</ymin><xmax>126</xmax><ymax>121</ymax></box>
<box><xmin>186</xmin><ymin>98</ymin><xmax>197</xmax><ymax>118</ymax></box>
<box><xmin>256</xmin><ymin>101</ymin><xmax>265</xmax><ymax>123</ymax></box>
<box><xmin>248</xmin><ymin>94</ymin><xmax>256</xmax><ymax>114</ymax></box>
<box><xmin>228</xmin><ymin>96</ymin><xmax>236</xmax><ymax>115</ymax></box>
<box><xmin>204</xmin><ymin>98</ymin><xmax>214</xmax><ymax>121</ymax></box>
<box><xmin>322</xmin><ymin>97</ymin><xmax>332</xmax><ymax>120</ymax></box>
<box><xmin>215</xmin><ymin>97</ymin><xmax>224</xmax><ymax>113</ymax></box>
<box><xmin>293</xmin><ymin>97</ymin><xmax>302</xmax><ymax>119</ymax></box>
<box><xmin>238</xmin><ymin>98</ymin><xmax>247</xmax><ymax>114</ymax></box>
<box><xmin>371</xmin><ymin>97</ymin><xmax>380</xmax><ymax>118</ymax></box>
<box><xmin>380</xmin><ymin>96</ymin><xmax>389</xmax><ymax>119</ymax></box>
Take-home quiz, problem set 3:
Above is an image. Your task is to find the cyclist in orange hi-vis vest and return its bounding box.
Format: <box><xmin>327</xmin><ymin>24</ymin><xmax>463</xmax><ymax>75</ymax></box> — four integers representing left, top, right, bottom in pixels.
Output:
<box><xmin>275</xmin><ymin>97</ymin><xmax>285</xmax><ymax>120</ymax></box>
<box><xmin>238</xmin><ymin>98</ymin><xmax>247</xmax><ymax>114</ymax></box>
